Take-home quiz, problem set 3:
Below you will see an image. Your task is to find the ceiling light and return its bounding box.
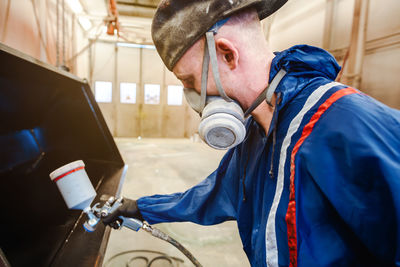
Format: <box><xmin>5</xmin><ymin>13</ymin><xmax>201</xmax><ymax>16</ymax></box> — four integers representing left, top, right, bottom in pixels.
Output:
<box><xmin>66</xmin><ymin>0</ymin><xmax>83</xmax><ymax>14</ymax></box>
<box><xmin>117</xmin><ymin>43</ymin><xmax>155</xmax><ymax>50</ymax></box>
<box><xmin>78</xmin><ymin>17</ymin><xmax>92</xmax><ymax>31</ymax></box>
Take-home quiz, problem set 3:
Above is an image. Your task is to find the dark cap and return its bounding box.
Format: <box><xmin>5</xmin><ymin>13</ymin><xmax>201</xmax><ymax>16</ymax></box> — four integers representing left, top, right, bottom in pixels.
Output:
<box><xmin>151</xmin><ymin>0</ymin><xmax>288</xmax><ymax>71</ymax></box>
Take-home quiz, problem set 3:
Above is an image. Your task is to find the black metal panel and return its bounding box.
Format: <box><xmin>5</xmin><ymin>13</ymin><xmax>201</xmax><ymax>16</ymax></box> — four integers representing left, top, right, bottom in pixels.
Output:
<box><xmin>0</xmin><ymin>43</ymin><xmax>125</xmax><ymax>267</ymax></box>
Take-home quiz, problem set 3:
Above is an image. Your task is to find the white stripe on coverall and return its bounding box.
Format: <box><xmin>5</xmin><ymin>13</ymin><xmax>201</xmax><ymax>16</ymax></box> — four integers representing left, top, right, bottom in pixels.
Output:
<box><xmin>265</xmin><ymin>82</ymin><xmax>342</xmax><ymax>266</ymax></box>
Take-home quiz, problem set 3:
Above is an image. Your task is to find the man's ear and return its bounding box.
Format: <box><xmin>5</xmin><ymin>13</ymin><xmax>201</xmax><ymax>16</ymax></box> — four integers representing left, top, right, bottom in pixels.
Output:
<box><xmin>215</xmin><ymin>38</ymin><xmax>239</xmax><ymax>70</ymax></box>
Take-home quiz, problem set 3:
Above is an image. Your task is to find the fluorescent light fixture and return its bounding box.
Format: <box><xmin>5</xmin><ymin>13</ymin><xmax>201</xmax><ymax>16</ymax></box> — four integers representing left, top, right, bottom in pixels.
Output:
<box><xmin>78</xmin><ymin>17</ymin><xmax>92</xmax><ymax>31</ymax></box>
<box><xmin>116</xmin><ymin>42</ymin><xmax>155</xmax><ymax>50</ymax></box>
<box><xmin>66</xmin><ymin>0</ymin><xmax>83</xmax><ymax>14</ymax></box>
<box><xmin>140</xmin><ymin>44</ymin><xmax>156</xmax><ymax>50</ymax></box>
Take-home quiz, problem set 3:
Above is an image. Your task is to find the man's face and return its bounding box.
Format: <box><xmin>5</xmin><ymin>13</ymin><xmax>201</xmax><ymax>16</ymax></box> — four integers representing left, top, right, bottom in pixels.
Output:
<box><xmin>172</xmin><ymin>39</ymin><xmax>221</xmax><ymax>97</ymax></box>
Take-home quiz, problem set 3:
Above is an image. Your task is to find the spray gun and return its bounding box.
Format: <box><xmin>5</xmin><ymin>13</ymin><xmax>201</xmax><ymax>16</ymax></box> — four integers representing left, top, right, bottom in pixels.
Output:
<box><xmin>81</xmin><ymin>196</ymin><xmax>144</xmax><ymax>232</ymax></box>
<box><xmin>50</xmin><ymin>160</ymin><xmax>202</xmax><ymax>267</ymax></box>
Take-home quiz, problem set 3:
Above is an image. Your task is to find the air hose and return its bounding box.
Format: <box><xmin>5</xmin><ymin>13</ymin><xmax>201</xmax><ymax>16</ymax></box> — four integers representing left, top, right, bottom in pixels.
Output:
<box><xmin>141</xmin><ymin>222</ymin><xmax>203</xmax><ymax>267</ymax></box>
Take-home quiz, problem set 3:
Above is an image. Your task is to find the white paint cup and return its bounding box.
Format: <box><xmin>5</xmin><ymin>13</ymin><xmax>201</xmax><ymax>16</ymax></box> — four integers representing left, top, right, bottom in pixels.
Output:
<box><xmin>50</xmin><ymin>160</ymin><xmax>96</xmax><ymax>210</ymax></box>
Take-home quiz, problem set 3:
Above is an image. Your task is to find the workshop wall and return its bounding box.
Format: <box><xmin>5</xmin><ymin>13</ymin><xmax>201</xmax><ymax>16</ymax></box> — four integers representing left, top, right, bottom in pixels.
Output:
<box><xmin>264</xmin><ymin>0</ymin><xmax>400</xmax><ymax>109</ymax></box>
<box><xmin>89</xmin><ymin>41</ymin><xmax>200</xmax><ymax>138</ymax></box>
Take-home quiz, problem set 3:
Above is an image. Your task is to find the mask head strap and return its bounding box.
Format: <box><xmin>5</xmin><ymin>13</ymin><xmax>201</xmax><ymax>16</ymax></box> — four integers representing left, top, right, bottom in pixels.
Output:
<box><xmin>199</xmin><ymin>39</ymin><xmax>210</xmax><ymax>112</ymax></box>
<box><xmin>205</xmin><ymin>32</ymin><xmax>232</xmax><ymax>102</ymax></box>
<box><xmin>195</xmin><ymin>18</ymin><xmax>231</xmax><ymax>113</ymax></box>
<box><xmin>243</xmin><ymin>69</ymin><xmax>286</xmax><ymax>117</ymax></box>
<box><xmin>197</xmin><ymin>18</ymin><xmax>232</xmax><ymax>113</ymax></box>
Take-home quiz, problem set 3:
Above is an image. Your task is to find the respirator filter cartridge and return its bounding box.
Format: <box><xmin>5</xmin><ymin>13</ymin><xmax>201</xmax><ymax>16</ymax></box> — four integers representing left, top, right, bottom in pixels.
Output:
<box><xmin>199</xmin><ymin>99</ymin><xmax>246</xmax><ymax>150</ymax></box>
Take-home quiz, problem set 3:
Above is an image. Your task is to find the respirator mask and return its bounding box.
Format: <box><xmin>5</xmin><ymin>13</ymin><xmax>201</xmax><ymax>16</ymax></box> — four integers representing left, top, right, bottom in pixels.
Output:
<box><xmin>183</xmin><ymin>18</ymin><xmax>286</xmax><ymax>150</ymax></box>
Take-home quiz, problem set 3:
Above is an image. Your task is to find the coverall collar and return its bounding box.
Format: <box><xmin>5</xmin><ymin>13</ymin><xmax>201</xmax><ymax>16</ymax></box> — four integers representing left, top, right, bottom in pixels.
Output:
<box><xmin>265</xmin><ymin>45</ymin><xmax>341</xmax><ymax>137</ymax></box>
<box><xmin>269</xmin><ymin>45</ymin><xmax>341</xmax><ymax>109</ymax></box>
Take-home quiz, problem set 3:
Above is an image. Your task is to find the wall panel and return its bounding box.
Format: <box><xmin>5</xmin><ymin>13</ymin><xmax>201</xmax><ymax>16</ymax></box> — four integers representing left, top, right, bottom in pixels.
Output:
<box><xmin>116</xmin><ymin>46</ymin><xmax>141</xmax><ymax>137</ymax></box>
<box><xmin>268</xmin><ymin>0</ymin><xmax>326</xmax><ymax>51</ymax></box>
<box><xmin>367</xmin><ymin>0</ymin><xmax>400</xmax><ymax>41</ymax></box>
<box><xmin>163</xmin><ymin>68</ymin><xmax>185</xmax><ymax>137</ymax></box>
<box><xmin>91</xmin><ymin>42</ymin><xmax>116</xmax><ymax>135</ymax></box>
<box><xmin>330</xmin><ymin>0</ymin><xmax>354</xmax><ymax>49</ymax></box>
<box><xmin>141</xmin><ymin>48</ymin><xmax>164</xmax><ymax>137</ymax></box>
<box><xmin>361</xmin><ymin>46</ymin><xmax>400</xmax><ymax>109</ymax></box>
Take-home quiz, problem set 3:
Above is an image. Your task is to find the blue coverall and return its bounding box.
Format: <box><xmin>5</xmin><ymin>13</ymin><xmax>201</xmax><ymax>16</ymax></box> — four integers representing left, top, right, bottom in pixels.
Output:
<box><xmin>137</xmin><ymin>45</ymin><xmax>400</xmax><ymax>266</ymax></box>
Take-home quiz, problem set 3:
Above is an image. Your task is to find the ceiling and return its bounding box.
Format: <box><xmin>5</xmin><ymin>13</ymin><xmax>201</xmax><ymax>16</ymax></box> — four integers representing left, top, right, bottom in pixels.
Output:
<box><xmin>79</xmin><ymin>0</ymin><xmax>161</xmax><ymax>44</ymax></box>
<box><xmin>117</xmin><ymin>0</ymin><xmax>159</xmax><ymax>17</ymax></box>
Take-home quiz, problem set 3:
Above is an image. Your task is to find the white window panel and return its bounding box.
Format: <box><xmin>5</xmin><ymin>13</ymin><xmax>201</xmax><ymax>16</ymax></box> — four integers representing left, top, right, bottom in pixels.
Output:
<box><xmin>167</xmin><ymin>85</ymin><xmax>183</xmax><ymax>106</ymax></box>
<box><xmin>144</xmin><ymin>84</ymin><xmax>160</xmax><ymax>105</ymax></box>
<box><xmin>120</xmin><ymin>82</ymin><xmax>136</xmax><ymax>104</ymax></box>
<box><xmin>95</xmin><ymin>81</ymin><xmax>112</xmax><ymax>103</ymax></box>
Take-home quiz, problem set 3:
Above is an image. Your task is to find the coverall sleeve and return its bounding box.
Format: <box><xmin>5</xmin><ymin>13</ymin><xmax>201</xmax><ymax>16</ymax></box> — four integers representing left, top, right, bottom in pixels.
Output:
<box><xmin>136</xmin><ymin>149</ymin><xmax>240</xmax><ymax>225</ymax></box>
<box><xmin>297</xmin><ymin>94</ymin><xmax>400</xmax><ymax>264</ymax></box>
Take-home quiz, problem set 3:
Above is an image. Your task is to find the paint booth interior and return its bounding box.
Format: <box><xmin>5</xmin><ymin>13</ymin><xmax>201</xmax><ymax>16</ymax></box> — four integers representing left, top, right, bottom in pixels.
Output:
<box><xmin>0</xmin><ymin>44</ymin><xmax>126</xmax><ymax>266</ymax></box>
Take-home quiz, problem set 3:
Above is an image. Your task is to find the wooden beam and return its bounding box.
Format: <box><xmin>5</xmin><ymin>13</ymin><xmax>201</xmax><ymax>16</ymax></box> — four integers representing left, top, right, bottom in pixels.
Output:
<box><xmin>344</xmin><ymin>0</ymin><xmax>369</xmax><ymax>88</ymax></box>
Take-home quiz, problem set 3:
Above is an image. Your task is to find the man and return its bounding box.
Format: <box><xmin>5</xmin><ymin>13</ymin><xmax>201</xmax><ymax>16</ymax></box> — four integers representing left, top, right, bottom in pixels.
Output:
<box><xmin>103</xmin><ymin>0</ymin><xmax>400</xmax><ymax>266</ymax></box>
